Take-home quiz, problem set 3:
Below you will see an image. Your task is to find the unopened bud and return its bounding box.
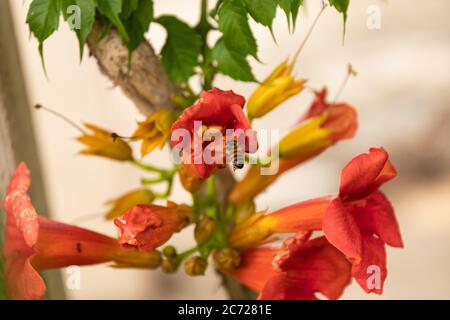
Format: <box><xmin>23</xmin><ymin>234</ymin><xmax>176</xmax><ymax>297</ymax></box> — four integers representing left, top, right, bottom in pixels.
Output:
<box><xmin>233</xmin><ymin>201</ymin><xmax>256</xmax><ymax>225</ymax></box>
<box><xmin>194</xmin><ymin>216</ymin><xmax>216</xmax><ymax>245</ymax></box>
<box><xmin>184</xmin><ymin>256</ymin><xmax>207</xmax><ymax>276</ymax></box>
<box><xmin>161</xmin><ymin>258</ymin><xmax>178</xmax><ymax>273</ymax></box>
<box><xmin>213</xmin><ymin>248</ymin><xmax>241</xmax><ymax>270</ymax></box>
<box><xmin>163</xmin><ymin>245</ymin><xmax>177</xmax><ymax>258</ymax></box>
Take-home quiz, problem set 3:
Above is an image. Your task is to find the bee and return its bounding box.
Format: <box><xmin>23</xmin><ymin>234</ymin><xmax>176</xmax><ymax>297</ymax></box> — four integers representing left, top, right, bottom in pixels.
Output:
<box><xmin>226</xmin><ymin>139</ymin><xmax>244</xmax><ymax>171</ymax></box>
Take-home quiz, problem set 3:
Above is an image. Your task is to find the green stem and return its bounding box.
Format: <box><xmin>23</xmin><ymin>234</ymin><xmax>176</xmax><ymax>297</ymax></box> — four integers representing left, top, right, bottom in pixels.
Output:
<box><xmin>141</xmin><ymin>177</ymin><xmax>166</xmax><ymax>185</ymax></box>
<box><xmin>192</xmin><ymin>192</ymin><xmax>201</xmax><ymax>222</ymax></box>
<box><xmin>132</xmin><ymin>158</ymin><xmax>168</xmax><ymax>173</ymax></box>
<box><xmin>176</xmin><ymin>246</ymin><xmax>198</xmax><ymax>263</ymax></box>
<box><xmin>205</xmin><ymin>175</ymin><xmax>218</xmax><ymax>218</ymax></box>
<box><xmin>197</xmin><ymin>0</ymin><xmax>215</xmax><ymax>90</ymax></box>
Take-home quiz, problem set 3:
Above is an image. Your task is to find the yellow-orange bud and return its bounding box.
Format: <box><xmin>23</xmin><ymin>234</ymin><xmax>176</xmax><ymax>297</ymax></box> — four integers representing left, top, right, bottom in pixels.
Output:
<box><xmin>161</xmin><ymin>258</ymin><xmax>179</xmax><ymax>273</ymax></box>
<box><xmin>105</xmin><ymin>189</ymin><xmax>154</xmax><ymax>220</ymax></box>
<box><xmin>213</xmin><ymin>248</ymin><xmax>241</xmax><ymax>271</ymax></box>
<box><xmin>194</xmin><ymin>216</ymin><xmax>216</xmax><ymax>245</ymax></box>
<box><xmin>279</xmin><ymin>114</ymin><xmax>333</xmax><ymax>159</ymax></box>
<box><xmin>184</xmin><ymin>256</ymin><xmax>207</xmax><ymax>276</ymax></box>
<box><xmin>247</xmin><ymin>61</ymin><xmax>306</xmax><ymax>119</ymax></box>
<box><xmin>112</xmin><ymin>250</ymin><xmax>162</xmax><ymax>269</ymax></box>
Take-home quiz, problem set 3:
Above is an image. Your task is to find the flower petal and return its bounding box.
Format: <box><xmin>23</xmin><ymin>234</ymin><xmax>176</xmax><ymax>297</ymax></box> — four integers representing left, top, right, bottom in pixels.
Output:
<box><xmin>261</xmin><ymin>237</ymin><xmax>352</xmax><ymax>300</ymax></box>
<box><xmin>298</xmin><ymin>88</ymin><xmax>328</xmax><ymax>122</ymax></box>
<box><xmin>339</xmin><ymin>147</ymin><xmax>397</xmax><ymax>201</ymax></box>
<box><xmin>352</xmin><ymin>233</ymin><xmax>387</xmax><ymax>294</ymax></box>
<box><xmin>3</xmin><ymin>162</ymin><xmax>39</xmax><ymax>247</ymax></box>
<box><xmin>231</xmin><ymin>248</ymin><xmax>278</xmax><ymax>293</ymax></box>
<box><xmin>353</xmin><ymin>191</ymin><xmax>403</xmax><ymax>248</ymax></box>
<box><xmin>3</xmin><ymin>214</ymin><xmax>45</xmax><ymax>300</ymax></box>
<box><xmin>323</xmin><ymin>198</ymin><xmax>362</xmax><ymax>261</ymax></box>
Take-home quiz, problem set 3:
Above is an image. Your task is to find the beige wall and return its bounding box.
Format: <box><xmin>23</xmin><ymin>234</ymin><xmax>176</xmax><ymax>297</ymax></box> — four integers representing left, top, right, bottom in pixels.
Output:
<box><xmin>9</xmin><ymin>0</ymin><xmax>450</xmax><ymax>299</ymax></box>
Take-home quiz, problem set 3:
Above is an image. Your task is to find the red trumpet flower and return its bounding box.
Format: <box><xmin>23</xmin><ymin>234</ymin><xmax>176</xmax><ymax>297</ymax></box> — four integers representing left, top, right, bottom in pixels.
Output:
<box><xmin>114</xmin><ymin>202</ymin><xmax>192</xmax><ymax>252</ymax></box>
<box><xmin>228</xmin><ymin>87</ymin><xmax>357</xmax><ymax>204</ymax></box>
<box><xmin>229</xmin><ymin>147</ymin><xmax>402</xmax><ymax>294</ymax></box>
<box><xmin>171</xmin><ymin>87</ymin><xmax>258</xmax><ymax>180</ymax></box>
<box><xmin>2</xmin><ymin>163</ymin><xmax>161</xmax><ymax>300</ymax></box>
<box><xmin>322</xmin><ymin>147</ymin><xmax>403</xmax><ymax>294</ymax></box>
<box><xmin>232</xmin><ymin>233</ymin><xmax>351</xmax><ymax>300</ymax></box>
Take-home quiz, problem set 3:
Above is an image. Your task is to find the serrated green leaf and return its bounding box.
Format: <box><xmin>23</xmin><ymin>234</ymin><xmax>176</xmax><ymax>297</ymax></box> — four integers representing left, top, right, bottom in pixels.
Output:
<box><xmin>26</xmin><ymin>0</ymin><xmax>61</xmax><ymax>64</ymax></box>
<box><xmin>61</xmin><ymin>0</ymin><xmax>96</xmax><ymax>59</ymax></box>
<box><xmin>123</xmin><ymin>0</ymin><xmax>153</xmax><ymax>51</ymax></box>
<box><xmin>212</xmin><ymin>38</ymin><xmax>256</xmax><ymax>82</ymax></box>
<box><xmin>218</xmin><ymin>0</ymin><xmax>257</xmax><ymax>58</ymax></box>
<box><xmin>276</xmin><ymin>0</ymin><xmax>291</xmax><ymax>27</ymax></box>
<box><xmin>157</xmin><ymin>16</ymin><xmax>201</xmax><ymax>84</ymax></box>
<box><xmin>243</xmin><ymin>0</ymin><xmax>277</xmax><ymax>28</ymax></box>
<box><xmin>291</xmin><ymin>0</ymin><xmax>304</xmax><ymax>29</ymax></box>
<box><xmin>329</xmin><ymin>0</ymin><xmax>350</xmax><ymax>32</ymax></box>
<box><xmin>95</xmin><ymin>0</ymin><xmax>129</xmax><ymax>42</ymax></box>
<box><xmin>121</xmin><ymin>0</ymin><xmax>139</xmax><ymax>19</ymax></box>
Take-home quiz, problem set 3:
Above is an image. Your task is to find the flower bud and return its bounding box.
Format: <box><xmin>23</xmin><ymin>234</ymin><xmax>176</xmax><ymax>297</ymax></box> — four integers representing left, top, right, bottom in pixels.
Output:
<box><xmin>163</xmin><ymin>245</ymin><xmax>177</xmax><ymax>258</ymax></box>
<box><xmin>213</xmin><ymin>248</ymin><xmax>241</xmax><ymax>271</ymax></box>
<box><xmin>132</xmin><ymin>109</ymin><xmax>173</xmax><ymax>157</ymax></box>
<box><xmin>233</xmin><ymin>201</ymin><xmax>256</xmax><ymax>225</ymax></box>
<box><xmin>105</xmin><ymin>189</ymin><xmax>154</xmax><ymax>220</ymax></box>
<box><xmin>179</xmin><ymin>164</ymin><xmax>204</xmax><ymax>192</ymax></box>
<box><xmin>184</xmin><ymin>256</ymin><xmax>207</xmax><ymax>276</ymax></box>
<box><xmin>113</xmin><ymin>250</ymin><xmax>162</xmax><ymax>269</ymax></box>
<box><xmin>161</xmin><ymin>258</ymin><xmax>179</xmax><ymax>273</ymax></box>
<box><xmin>247</xmin><ymin>61</ymin><xmax>306</xmax><ymax>119</ymax></box>
<box><xmin>279</xmin><ymin>114</ymin><xmax>332</xmax><ymax>159</ymax></box>
<box><xmin>194</xmin><ymin>216</ymin><xmax>216</xmax><ymax>245</ymax></box>
<box><xmin>77</xmin><ymin>124</ymin><xmax>133</xmax><ymax>161</ymax></box>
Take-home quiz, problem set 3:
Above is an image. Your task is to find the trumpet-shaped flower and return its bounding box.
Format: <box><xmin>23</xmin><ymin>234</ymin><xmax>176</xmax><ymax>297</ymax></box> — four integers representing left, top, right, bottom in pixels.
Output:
<box><xmin>171</xmin><ymin>87</ymin><xmax>258</xmax><ymax>180</ymax></box>
<box><xmin>230</xmin><ymin>148</ymin><xmax>403</xmax><ymax>294</ymax></box>
<box><xmin>2</xmin><ymin>163</ymin><xmax>161</xmax><ymax>300</ymax></box>
<box><xmin>247</xmin><ymin>61</ymin><xmax>306</xmax><ymax>119</ymax></box>
<box><xmin>77</xmin><ymin>123</ymin><xmax>132</xmax><ymax>161</ymax></box>
<box><xmin>114</xmin><ymin>202</ymin><xmax>192</xmax><ymax>252</ymax></box>
<box><xmin>131</xmin><ymin>109</ymin><xmax>173</xmax><ymax>157</ymax></box>
<box><xmin>229</xmin><ymin>88</ymin><xmax>357</xmax><ymax>204</ymax></box>
<box><xmin>231</xmin><ymin>234</ymin><xmax>352</xmax><ymax>300</ymax></box>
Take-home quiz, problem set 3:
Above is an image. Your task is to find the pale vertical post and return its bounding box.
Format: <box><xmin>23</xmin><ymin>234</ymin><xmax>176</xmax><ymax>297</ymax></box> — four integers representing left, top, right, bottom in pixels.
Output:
<box><xmin>0</xmin><ymin>0</ymin><xmax>65</xmax><ymax>299</ymax></box>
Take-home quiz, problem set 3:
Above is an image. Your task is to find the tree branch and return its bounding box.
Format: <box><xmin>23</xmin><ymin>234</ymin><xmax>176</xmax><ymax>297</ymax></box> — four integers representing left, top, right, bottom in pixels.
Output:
<box><xmin>87</xmin><ymin>23</ymin><xmax>178</xmax><ymax>115</ymax></box>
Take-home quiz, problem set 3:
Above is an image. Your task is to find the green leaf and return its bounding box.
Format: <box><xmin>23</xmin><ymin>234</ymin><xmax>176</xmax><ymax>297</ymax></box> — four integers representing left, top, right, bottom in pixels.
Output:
<box><xmin>212</xmin><ymin>38</ymin><xmax>256</xmax><ymax>82</ymax></box>
<box><xmin>218</xmin><ymin>0</ymin><xmax>257</xmax><ymax>58</ymax></box>
<box><xmin>329</xmin><ymin>0</ymin><xmax>350</xmax><ymax>33</ymax></box>
<box><xmin>276</xmin><ymin>0</ymin><xmax>291</xmax><ymax>27</ymax></box>
<box><xmin>123</xmin><ymin>0</ymin><xmax>153</xmax><ymax>51</ymax></box>
<box><xmin>291</xmin><ymin>0</ymin><xmax>304</xmax><ymax>29</ymax></box>
<box><xmin>243</xmin><ymin>0</ymin><xmax>277</xmax><ymax>28</ymax></box>
<box><xmin>276</xmin><ymin>0</ymin><xmax>304</xmax><ymax>30</ymax></box>
<box><xmin>121</xmin><ymin>0</ymin><xmax>139</xmax><ymax>19</ymax></box>
<box><xmin>61</xmin><ymin>0</ymin><xmax>97</xmax><ymax>59</ymax></box>
<box><xmin>95</xmin><ymin>0</ymin><xmax>129</xmax><ymax>42</ymax></box>
<box><xmin>157</xmin><ymin>16</ymin><xmax>202</xmax><ymax>84</ymax></box>
<box><xmin>26</xmin><ymin>0</ymin><xmax>61</xmax><ymax>59</ymax></box>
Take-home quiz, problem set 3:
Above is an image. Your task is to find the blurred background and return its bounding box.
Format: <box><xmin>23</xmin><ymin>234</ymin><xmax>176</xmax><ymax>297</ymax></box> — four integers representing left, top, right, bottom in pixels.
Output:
<box><xmin>2</xmin><ymin>0</ymin><xmax>449</xmax><ymax>299</ymax></box>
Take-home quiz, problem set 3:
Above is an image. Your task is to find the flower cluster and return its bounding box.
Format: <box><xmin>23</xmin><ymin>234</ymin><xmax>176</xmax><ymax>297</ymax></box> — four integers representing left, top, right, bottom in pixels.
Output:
<box><xmin>1</xmin><ymin>82</ymin><xmax>403</xmax><ymax>300</ymax></box>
